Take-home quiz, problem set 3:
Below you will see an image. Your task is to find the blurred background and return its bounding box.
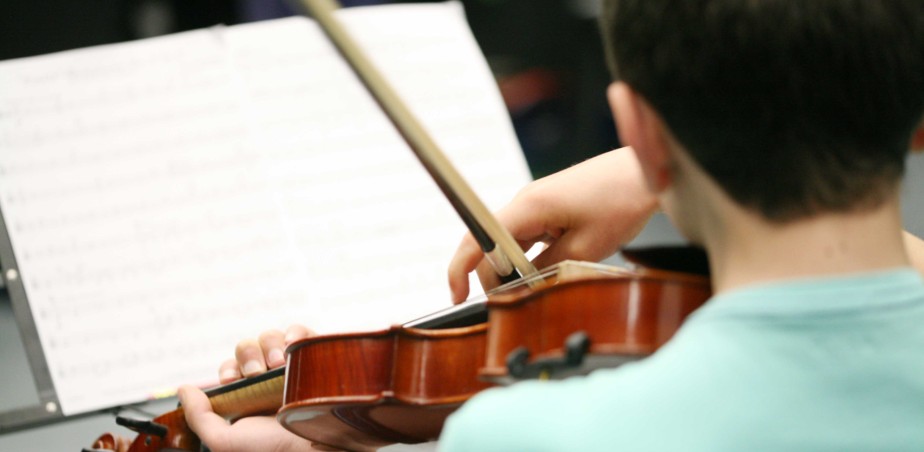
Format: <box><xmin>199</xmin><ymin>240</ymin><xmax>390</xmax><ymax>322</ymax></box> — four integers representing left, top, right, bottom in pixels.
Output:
<box><xmin>0</xmin><ymin>2</ymin><xmax>616</xmax><ymax>449</ymax></box>
<box><xmin>1</xmin><ymin>1</ymin><xmax>922</xmax><ymax>450</ymax></box>
<box><xmin>0</xmin><ymin>0</ymin><xmax>618</xmax><ymax>178</ymax></box>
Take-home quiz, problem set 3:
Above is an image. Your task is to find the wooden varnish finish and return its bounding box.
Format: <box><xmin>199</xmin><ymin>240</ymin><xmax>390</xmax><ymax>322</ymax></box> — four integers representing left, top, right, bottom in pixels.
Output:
<box><xmin>277</xmin><ymin>323</ymin><xmax>489</xmax><ymax>451</ymax></box>
<box><xmin>87</xmin><ymin>372</ymin><xmax>285</xmax><ymax>452</ymax></box>
<box><xmin>87</xmin><ymin>258</ymin><xmax>710</xmax><ymax>452</ymax></box>
<box><xmin>480</xmin><ymin>265</ymin><xmax>711</xmax><ymax>380</ymax></box>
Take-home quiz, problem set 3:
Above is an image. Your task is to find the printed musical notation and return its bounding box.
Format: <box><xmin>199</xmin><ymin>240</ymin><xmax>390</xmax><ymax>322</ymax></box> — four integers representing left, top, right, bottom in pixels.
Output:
<box><xmin>0</xmin><ymin>3</ymin><xmax>531</xmax><ymax>416</ymax></box>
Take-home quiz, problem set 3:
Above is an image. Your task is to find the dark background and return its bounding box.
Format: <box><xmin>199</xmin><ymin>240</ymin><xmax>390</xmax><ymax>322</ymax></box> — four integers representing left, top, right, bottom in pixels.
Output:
<box><xmin>0</xmin><ymin>0</ymin><xmax>619</xmax><ymax>178</ymax></box>
<box><xmin>0</xmin><ymin>2</ymin><xmax>618</xmax><ymax>448</ymax></box>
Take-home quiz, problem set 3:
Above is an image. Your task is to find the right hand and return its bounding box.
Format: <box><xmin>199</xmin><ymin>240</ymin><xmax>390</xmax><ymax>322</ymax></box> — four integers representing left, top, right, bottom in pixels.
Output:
<box><xmin>448</xmin><ymin>147</ymin><xmax>659</xmax><ymax>303</ymax></box>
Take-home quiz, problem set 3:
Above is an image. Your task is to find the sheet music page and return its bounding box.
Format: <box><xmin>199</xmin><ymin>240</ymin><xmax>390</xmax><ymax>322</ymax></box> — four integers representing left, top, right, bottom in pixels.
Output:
<box><xmin>0</xmin><ymin>28</ymin><xmax>311</xmax><ymax>414</ymax></box>
<box><xmin>0</xmin><ymin>2</ymin><xmax>530</xmax><ymax>416</ymax></box>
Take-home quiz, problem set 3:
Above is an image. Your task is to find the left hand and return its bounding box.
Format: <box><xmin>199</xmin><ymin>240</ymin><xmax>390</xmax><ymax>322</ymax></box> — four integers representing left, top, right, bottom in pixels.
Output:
<box><xmin>178</xmin><ymin>385</ymin><xmax>326</xmax><ymax>452</ymax></box>
<box><xmin>177</xmin><ymin>324</ymin><xmax>330</xmax><ymax>452</ymax></box>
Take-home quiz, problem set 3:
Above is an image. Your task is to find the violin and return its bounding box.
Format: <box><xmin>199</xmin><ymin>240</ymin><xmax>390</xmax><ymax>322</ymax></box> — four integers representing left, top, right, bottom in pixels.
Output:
<box><xmin>276</xmin><ymin>250</ymin><xmax>710</xmax><ymax>451</ymax></box>
<box><xmin>85</xmin><ymin>247</ymin><xmax>710</xmax><ymax>452</ymax></box>
<box><xmin>86</xmin><ymin>0</ymin><xmax>714</xmax><ymax>449</ymax></box>
<box><xmin>480</xmin><ymin>250</ymin><xmax>710</xmax><ymax>383</ymax></box>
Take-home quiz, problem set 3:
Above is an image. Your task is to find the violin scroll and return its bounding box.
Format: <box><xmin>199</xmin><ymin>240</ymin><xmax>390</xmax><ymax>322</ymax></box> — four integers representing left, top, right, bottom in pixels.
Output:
<box><xmin>84</xmin><ymin>409</ymin><xmax>200</xmax><ymax>452</ymax></box>
<box><xmin>84</xmin><ymin>367</ymin><xmax>286</xmax><ymax>452</ymax></box>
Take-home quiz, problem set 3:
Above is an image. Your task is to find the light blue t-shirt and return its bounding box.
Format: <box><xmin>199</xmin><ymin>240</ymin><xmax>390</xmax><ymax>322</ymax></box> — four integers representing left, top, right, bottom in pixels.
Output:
<box><xmin>439</xmin><ymin>269</ymin><xmax>924</xmax><ymax>451</ymax></box>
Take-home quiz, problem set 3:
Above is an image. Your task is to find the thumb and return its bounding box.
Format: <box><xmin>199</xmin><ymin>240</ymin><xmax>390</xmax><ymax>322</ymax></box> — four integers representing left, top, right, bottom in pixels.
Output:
<box><xmin>178</xmin><ymin>385</ymin><xmax>232</xmax><ymax>451</ymax></box>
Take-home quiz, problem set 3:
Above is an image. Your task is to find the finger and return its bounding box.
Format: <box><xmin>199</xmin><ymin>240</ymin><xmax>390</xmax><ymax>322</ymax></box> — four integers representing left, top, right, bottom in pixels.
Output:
<box><xmin>448</xmin><ymin>234</ymin><xmax>483</xmax><ymax>304</ymax></box>
<box><xmin>258</xmin><ymin>330</ymin><xmax>286</xmax><ymax>369</ymax></box>
<box><xmin>448</xmin><ymin>188</ymin><xmax>566</xmax><ymax>303</ymax></box>
<box><xmin>474</xmin><ymin>259</ymin><xmax>502</xmax><ymax>294</ymax></box>
<box><xmin>218</xmin><ymin>359</ymin><xmax>242</xmax><ymax>384</ymax></box>
<box><xmin>529</xmin><ymin>206</ymin><xmax>648</xmax><ymax>270</ymax></box>
<box><xmin>115</xmin><ymin>435</ymin><xmax>131</xmax><ymax>452</ymax></box>
<box><xmin>449</xmin><ymin>225</ymin><xmax>551</xmax><ymax>303</ymax></box>
<box><xmin>473</xmin><ymin>234</ymin><xmax>541</xmax><ymax>293</ymax></box>
<box><xmin>284</xmin><ymin>324</ymin><xmax>314</xmax><ymax>345</ymax></box>
<box><xmin>178</xmin><ymin>385</ymin><xmax>232</xmax><ymax>452</ymax></box>
<box><xmin>530</xmin><ymin>234</ymin><xmax>582</xmax><ymax>271</ymax></box>
<box><xmin>529</xmin><ymin>230</ymin><xmax>598</xmax><ymax>271</ymax></box>
<box><xmin>235</xmin><ymin>338</ymin><xmax>267</xmax><ymax>377</ymax></box>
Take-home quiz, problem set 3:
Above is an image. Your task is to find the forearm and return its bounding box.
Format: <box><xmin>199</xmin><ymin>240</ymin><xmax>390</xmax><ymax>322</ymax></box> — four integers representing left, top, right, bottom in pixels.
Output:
<box><xmin>576</xmin><ymin>147</ymin><xmax>660</xmax><ymax>259</ymax></box>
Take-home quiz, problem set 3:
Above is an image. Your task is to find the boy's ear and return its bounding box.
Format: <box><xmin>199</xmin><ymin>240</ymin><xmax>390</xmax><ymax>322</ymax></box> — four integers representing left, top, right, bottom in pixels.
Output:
<box><xmin>912</xmin><ymin>121</ymin><xmax>924</xmax><ymax>153</ymax></box>
<box><xmin>607</xmin><ymin>82</ymin><xmax>673</xmax><ymax>192</ymax></box>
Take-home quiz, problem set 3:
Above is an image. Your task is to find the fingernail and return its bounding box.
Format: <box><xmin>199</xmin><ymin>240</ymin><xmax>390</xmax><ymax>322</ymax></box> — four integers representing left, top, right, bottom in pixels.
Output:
<box><xmin>220</xmin><ymin>368</ymin><xmax>239</xmax><ymax>382</ymax></box>
<box><xmin>285</xmin><ymin>331</ymin><xmax>298</xmax><ymax>344</ymax></box>
<box><xmin>242</xmin><ymin>360</ymin><xmax>264</xmax><ymax>376</ymax></box>
<box><xmin>268</xmin><ymin>348</ymin><xmax>284</xmax><ymax>365</ymax></box>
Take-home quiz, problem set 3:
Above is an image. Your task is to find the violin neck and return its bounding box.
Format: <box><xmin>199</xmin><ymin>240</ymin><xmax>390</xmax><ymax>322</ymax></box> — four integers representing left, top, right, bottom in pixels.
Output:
<box><xmin>202</xmin><ymin>367</ymin><xmax>286</xmax><ymax>421</ymax></box>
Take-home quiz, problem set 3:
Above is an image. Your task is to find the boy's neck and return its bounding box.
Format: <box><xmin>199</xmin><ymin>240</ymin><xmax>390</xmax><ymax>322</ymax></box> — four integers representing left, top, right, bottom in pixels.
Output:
<box><xmin>704</xmin><ymin>199</ymin><xmax>910</xmax><ymax>294</ymax></box>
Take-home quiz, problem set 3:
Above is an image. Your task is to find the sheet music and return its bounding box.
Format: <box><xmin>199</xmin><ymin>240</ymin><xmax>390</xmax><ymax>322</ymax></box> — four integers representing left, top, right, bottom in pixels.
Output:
<box><xmin>0</xmin><ymin>2</ymin><xmax>531</xmax><ymax>416</ymax></box>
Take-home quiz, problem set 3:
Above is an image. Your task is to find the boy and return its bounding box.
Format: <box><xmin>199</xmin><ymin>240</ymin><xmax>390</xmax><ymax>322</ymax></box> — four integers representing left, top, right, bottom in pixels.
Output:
<box><xmin>440</xmin><ymin>0</ymin><xmax>924</xmax><ymax>450</ymax></box>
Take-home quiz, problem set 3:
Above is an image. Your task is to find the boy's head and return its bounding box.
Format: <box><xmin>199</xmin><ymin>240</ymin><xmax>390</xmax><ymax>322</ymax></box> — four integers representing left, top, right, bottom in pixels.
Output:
<box><xmin>599</xmin><ymin>0</ymin><xmax>924</xmax><ymax>223</ymax></box>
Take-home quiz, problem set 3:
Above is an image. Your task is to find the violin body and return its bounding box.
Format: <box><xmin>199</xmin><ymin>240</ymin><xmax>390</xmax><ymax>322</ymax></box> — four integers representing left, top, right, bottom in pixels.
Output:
<box><xmin>479</xmin><ymin>260</ymin><xmax>711</xmax><ymax>382</ymax></box>
<box><xmin>277</xmin><ymin>255</ymin><xmax>710</xmax><ymax>450</ymax></box>
<box><xmin>278</xmin><ymin>323</ymin><xmax>490</xmax><ymax>451</ymax></box>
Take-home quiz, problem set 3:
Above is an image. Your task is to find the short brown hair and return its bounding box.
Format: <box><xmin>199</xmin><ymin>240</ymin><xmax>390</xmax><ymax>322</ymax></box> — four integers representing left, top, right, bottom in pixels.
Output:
<box><xmin>601</xmin><ymin>0</ymin><xmax>924</xmax><ymax>221</ymax></box>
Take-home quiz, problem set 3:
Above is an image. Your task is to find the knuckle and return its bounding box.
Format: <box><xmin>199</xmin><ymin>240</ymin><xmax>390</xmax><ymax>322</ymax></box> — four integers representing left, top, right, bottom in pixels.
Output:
<box><xmin>235</xmin><ymin>338</ymin><xmax>260</xmax><ymax>356</ymax></box>
<box><xmin>258</xmin><ymin>329</ymin><xmax>283</xmax><ymax>344</ymax></box>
